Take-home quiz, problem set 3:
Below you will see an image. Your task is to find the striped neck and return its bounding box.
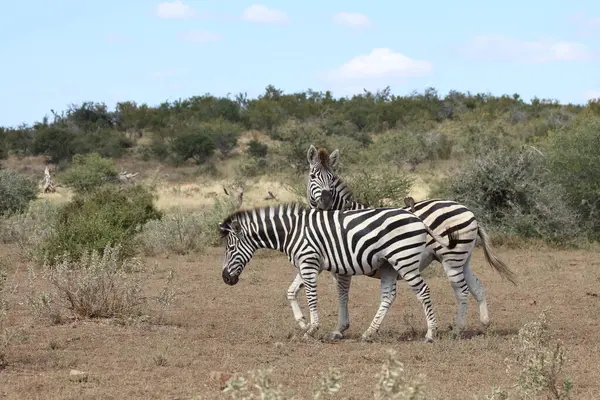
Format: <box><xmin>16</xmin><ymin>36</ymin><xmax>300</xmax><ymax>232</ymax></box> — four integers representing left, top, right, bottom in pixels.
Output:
<box><xmin>229</xmin><ymin>203</ymin><xmax>308</xmax><ymax>255</ymax></box>
<box><xmin>330</xmin><ymin>177</ymin><xmax>356</xmax><ymax>209</ymax></box>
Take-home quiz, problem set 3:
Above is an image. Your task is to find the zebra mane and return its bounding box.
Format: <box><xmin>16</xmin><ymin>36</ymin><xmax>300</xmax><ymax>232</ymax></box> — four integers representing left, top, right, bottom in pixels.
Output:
<box><xmin>317</xmin><ymin>148</ymin><xmax>330</xmax><ymax>166</ymax></box>
<box><xmin>219</xmin><ymin>202</ymin><xmax>310</xmax><ymax>236</ymax></box>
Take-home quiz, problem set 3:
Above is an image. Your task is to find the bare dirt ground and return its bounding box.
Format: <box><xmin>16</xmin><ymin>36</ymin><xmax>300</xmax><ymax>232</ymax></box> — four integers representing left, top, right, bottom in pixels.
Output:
<box><xmin>1</xmin><ymin>244</ymin><xmax>600</xmax><ymax>399</ymax></box>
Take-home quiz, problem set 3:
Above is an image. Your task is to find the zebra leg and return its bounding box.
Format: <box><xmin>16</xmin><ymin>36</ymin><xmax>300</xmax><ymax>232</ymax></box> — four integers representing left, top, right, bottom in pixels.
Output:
<box><xmin>286</xmin><ymin>273</ymin><xmax>307</xmax><ymax>329</ymax></box>
<box><xmin>327</xmin><ymin>274</ymin><xmax>352</xmax><ymax>341</ymax></box>
<box><xmin>463</xmin><ymin>254</ymin><xmax>490</xmax><ymax>327</ymax></box>
<box><xmin>359</xmin><ymin>265</ymin><xmax>397</xmax><ymax>342</ymax></box>
<box><xmin>397</xmin><ymin>267</ymin><xmax>438</xmax><ymax>343</ymax></box>
<box><xmin>300</xmin><ymin>262</ymin><xmax>322</xmax><ymax>338</ymax></box>
<box><xmin>442</xmin><ymin>261</ymin><xmax>470</xmax><ymax>337</ymax></box>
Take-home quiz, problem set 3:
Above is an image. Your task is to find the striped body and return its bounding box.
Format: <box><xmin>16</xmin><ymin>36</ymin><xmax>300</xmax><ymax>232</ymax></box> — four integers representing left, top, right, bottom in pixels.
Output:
<box><xmin>219</xmin><ymin>203</ymin><xmax>457</xmax><ymax>342</ymax></box>
<box><xmin>296</xmin><ymin>145</ymin><xmax>517</xmax><ymax>340</ymax></box>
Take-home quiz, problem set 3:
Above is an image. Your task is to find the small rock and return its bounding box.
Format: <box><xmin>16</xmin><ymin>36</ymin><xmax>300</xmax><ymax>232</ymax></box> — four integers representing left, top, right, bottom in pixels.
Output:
<box><xmin>273</xmin><ymin>342</ymin><xmax>284</xmax><ymax>349</ymax></box>
<box><xmin>69</xmin><ymin>369</ymin><xmax>88</xmax><ymax>382</ymax></box>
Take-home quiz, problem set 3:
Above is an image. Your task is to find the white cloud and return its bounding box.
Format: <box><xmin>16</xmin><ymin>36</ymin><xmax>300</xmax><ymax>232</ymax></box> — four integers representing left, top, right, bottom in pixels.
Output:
<box><xmin>332</xmin><ymin>12</ymin><xmax>371</xmax><ymax>28</ymax></box>
<box><xmin>460</xmin><ymin>35</ymin><xmax>592</xmax><ymax>63</ymax></box>
<box><xmin>568</xmin><ymin>13</ymin><xmax>600</xmax><ymax>34</ymax></box>
<box><xmin>584</xmin><ymin>89</ymin><xmax>600</xmax><ymax>101</ymax></box>
<box><xmin>329</xmin><ymin>48</ymin><xmax>432</xmax><ymax>81</ymax></box>
<box><xmin>179</xmin><ymin>30</ymin><xmax>222</xmax><ymax>43</ymax></box>
<box><xmin>156</xmin><ymin>1</ymin><xmax>194</xmax><ymax>19</ymax></box>
<box><xmin>241</xmin><ymin>5</ymin><xmax>290</xmax><ymax>24</ymax></box>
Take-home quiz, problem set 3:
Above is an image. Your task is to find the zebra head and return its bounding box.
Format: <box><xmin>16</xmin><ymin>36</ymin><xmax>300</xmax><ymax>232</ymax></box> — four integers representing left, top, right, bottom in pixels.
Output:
<box><xmin>306</xmin><ymin>145</ymin><xmax>340</xmax><ymax>210</ymax></box>
<box><xmin>218</xmin><ymin>218</ymin><xmax>254</xmax><ymax>286</ymax></box>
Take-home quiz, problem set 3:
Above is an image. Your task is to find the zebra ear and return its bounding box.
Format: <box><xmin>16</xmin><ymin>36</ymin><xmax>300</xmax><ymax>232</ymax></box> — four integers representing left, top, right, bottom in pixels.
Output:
<box><xmin>329</xmin><ymin>149</ymin><xmax>340</xmax><ymax>168</ymax></box>
<box><xmin>230</xmin><ymin>220</ymin><xmax>242</xmax><ymax>234</ymax></box>
<box><xmin>307</xmin><ymin>145</ymin><xmax>318</xmax><ymax>166</ymax></box>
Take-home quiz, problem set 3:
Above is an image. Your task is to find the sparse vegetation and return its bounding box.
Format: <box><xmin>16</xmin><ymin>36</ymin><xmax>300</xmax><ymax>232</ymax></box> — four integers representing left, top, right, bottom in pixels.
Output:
<box><xmin>0</xmin><ymin>86</ymin><xmax>598</xmax><ymax>398</ymax></box>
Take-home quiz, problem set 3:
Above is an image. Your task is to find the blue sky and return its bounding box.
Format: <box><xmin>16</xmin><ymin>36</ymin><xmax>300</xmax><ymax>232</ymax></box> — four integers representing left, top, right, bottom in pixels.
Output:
<box><xmin>1</xmin><ymin>0</ymin><xmax>599</xmax><ymax>128</ymax></box>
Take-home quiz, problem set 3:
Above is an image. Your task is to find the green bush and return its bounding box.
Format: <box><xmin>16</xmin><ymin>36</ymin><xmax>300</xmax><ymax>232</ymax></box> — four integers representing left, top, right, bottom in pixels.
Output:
<box><xmin>247</xmin><ymin>139</ymin><xmax>268</xmax><ymax>158</ymax></box>
<box><xmin>546</xmin><ymin>116</ymin><xmax>600</xmax><ymax>237</ymax></box>
<box><xmin>0</xmin><ymin>169</ymin><xmax>38</xmax><ymax>216</ymax></box>
<box><xmin>170</xmin><ymin>130</ymin><xmax>216</xmax><ymax>165</ymax></box>
<box><xmin>205</xmin><ymin>118</ymin><xmax>243</xmax><ymax>157</ymax></box>
<box><xmin>58</xmin><ymin>153</ymin><xmax>118</xmax><ymax>194</ymax></box>
<box><xmin>343</xmin><ymin>168</ymin><xmax>413</xmax><ymax>208</ymax></box>
<box><xmin>39</xmin><ymin>184</ymin><xmax>162</xmax><ymax>265</ymax></box>
<box><xmin>433</xmin><ymin>146</ymin><xmax>581</xmax><ymax>244</ymax></box>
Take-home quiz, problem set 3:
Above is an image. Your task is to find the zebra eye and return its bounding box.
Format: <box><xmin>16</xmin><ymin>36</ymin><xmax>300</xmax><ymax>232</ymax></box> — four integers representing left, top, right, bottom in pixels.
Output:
<box><xmin>309</xmin><ymin>173</ymin><xmax>316</xmax><ymax>179</ymax></box>
<box><xmin>227</xmin><ymin>244</ymin><xmax>235</xmax><ymax>251</ymax></box>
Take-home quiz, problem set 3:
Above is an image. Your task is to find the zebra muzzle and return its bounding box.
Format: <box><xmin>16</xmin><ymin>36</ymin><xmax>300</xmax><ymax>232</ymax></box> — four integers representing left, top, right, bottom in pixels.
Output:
<box><xmin>222</xmin><ymin>268</ymin><xmax>239</xmax><ymax>286</ymax></box>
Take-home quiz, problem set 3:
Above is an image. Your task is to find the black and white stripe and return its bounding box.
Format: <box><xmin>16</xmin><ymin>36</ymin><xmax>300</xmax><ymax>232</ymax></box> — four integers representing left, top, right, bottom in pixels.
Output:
<box><xmin>296</xmin><ymin>145</ymin><xmax>517</xmax><ymax>339</ymax></box>
<box><xmin>219</xmin><ymin>203</ymin><xmax>459</xmax><ymax>342</ymax></box>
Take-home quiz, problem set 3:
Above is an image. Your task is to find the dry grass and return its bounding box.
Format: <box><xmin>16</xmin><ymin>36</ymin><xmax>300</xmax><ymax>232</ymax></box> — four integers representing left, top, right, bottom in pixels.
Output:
<box><xmin>1</xmin><ymin>245</ymin><xmax>599</xmax><ymax>399</ymax></box>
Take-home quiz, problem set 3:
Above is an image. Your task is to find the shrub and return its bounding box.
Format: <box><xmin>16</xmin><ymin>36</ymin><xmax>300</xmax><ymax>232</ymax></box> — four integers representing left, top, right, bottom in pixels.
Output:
<box><xmin>343</xmin><ymin>168</ymin><xmax>413</xmax><ymax>208</ymax></box>
<box><xmin>26</xmin><ymin>244</ymin><xmax>175</xmax><ymax>323</ymax></box>
<box><xmin>206</xmin><ymin>118</ymin><xmax>243</xmax><ymax>157</ymax></box>
<box><xmin>433</xmin><ymin>146</ymin><xmax>581</xmax><ymax>244</ymax></box>
<box><xmin>136</xmin><ymin>196</ymin><xmax>239</xmax><ymax>256</ymax></box>
<box><xmin>39</xmin><ymin>184</ymin><xmax>162</xmax><ymax>265</ymax></box>
<box><xmin>0</xmin><ymin>200</ymin><xmax>59</xmax><ymax>261</ymax></box>
<box><xmin>247</xmin><ymin>139</ymin><xmax>268</xmax><ymax>158</ymax></box>
<box><xmin>0</xmin><ymin>169</ymin><xmax>38</xmax><ymax>216</ymax></box>
<box><xmin>58</xmin><ymin>153</ymin><xmax>118</xmax><ymax>194</ymax></box>
<box><xmin>171</xmin><ymin>130</ymin><xmax>216</xmax><ymax>165</ymax></box>
<box><xmin>234</xmin><ymin>156</ymin><xmax>269</xmax><ymax>180</ymax></box>
<box><xmin>368</xmin><ymin>129</ymin><xmax>452</xmax><ymax>171</ymax></box>
<box><xmin>546</xmin><ymin>116</ymin><xmax>600</xmax><ymax>237</ymax></box>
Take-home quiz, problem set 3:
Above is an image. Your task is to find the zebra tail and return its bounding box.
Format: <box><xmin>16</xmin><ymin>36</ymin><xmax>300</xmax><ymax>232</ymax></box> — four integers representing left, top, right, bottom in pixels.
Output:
<box><xmin>477</xmin><ymin>224</ymin><xmax>518</xmax><ymax>286</ymax></box>
<box><xmin>423</xmin><ymin>224</ymin><xmax>459</xmax><ymax>250</ymax></box>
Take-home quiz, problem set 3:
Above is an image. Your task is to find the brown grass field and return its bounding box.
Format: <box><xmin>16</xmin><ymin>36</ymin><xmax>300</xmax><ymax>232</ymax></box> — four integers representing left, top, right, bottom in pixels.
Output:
<box><xmin>2</xmin><ymin>242</ymin><xmax>600</xmax><ymax>399</ymax></box>
<box><xmin>1</xmin><ymin>155</ymin><xmax>599</xmax><ymax>399</ymax></box>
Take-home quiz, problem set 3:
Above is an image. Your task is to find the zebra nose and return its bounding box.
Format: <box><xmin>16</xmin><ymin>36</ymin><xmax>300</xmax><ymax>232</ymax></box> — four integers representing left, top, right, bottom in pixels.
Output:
<box><xmin>222</xmin><ymin>268</ymin><xmax>239</xmax><ymax>286</ymax></box>
<box><xmin>319</xmin><ymin>190</ymin><xmax>332</xmax><ymax>209</ymax></box>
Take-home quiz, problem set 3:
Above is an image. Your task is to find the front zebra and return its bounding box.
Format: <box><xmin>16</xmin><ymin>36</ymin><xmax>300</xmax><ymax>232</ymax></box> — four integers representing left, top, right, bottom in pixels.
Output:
<box><xmin>219</xmin><ymin>203</ymin><xmax>459</xmax><ymax>342</ymax></box>
<box><xmin>286</xmin><ymin>145</ymin><xmax>518</xmax><ymax>340</ymax></box>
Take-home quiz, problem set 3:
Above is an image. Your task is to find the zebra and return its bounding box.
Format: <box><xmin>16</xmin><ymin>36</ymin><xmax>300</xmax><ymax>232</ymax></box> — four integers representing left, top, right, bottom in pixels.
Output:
<box><xmin>285</xmin><ymin>145</ymin><xmax>517</xmax><ymax>340</ymax></box>
<box><xmin>219</xmin><ymin>203</ymin><xmax>460</xmax><ymax>342</ymax></box>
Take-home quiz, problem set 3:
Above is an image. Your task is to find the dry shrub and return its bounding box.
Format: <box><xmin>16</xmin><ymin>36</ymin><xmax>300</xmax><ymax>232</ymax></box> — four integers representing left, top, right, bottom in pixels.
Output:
<box><xmin>487</xmin><ymin>311</ymin><xmax>573</xmax><ymax>400</ymax></box>
<box><xmin>222</xmin><ymin>349</ymin><xmax>424</xmax><ymax>399</ymax></box>
<box><xmin>27</xmin><ymin>244</ymin><xmax>174</xmax><ymax>323</ymax></box>
<box><xmin>0</xmin><ymin>200</ymin><xmax>59</xmax><ymax>260</ymax></box>
<box><xmin>136</xmin><ymin>196</ymin><xmax>239</xmax><ymax>256</ymax></box>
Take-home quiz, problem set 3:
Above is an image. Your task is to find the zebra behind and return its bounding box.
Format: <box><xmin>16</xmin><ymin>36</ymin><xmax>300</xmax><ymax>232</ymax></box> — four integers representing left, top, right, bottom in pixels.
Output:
<box><xmin>219</xmin><ymin>203</ymin><xmax>459</xmax><ymax>342</ymax></box>
<box><xmin>286</xmin><ymin>145</ymin><xmax>517</xmax><ymax>339</ymax></box>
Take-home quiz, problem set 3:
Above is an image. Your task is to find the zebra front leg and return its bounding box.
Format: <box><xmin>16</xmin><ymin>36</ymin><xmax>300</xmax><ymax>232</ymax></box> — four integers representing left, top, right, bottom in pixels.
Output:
<box><xmin>360</xmin><ymin>265</ymin><xmax>397</xmax><ymax>342</ymax></box>
<box><xmin>300</xmin><ymin>262</ymin><xmax>321</xmax><ymax>338</ymax></box>
<box><xmin>326</xmin><ymin>274</ymin><xmax>352</xmax><ymax>341</ymax></box>
<box><xmin>286</xmin><ymin>273</ymin><xmax>307</xmax><ymax>329</ymax></box>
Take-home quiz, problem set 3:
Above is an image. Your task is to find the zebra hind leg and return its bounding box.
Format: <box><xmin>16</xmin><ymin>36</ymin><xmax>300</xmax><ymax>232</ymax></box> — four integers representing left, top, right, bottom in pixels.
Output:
<box><xmin>396</xmin><ymin>266</ymin><xmax>438</xmax><ymax>343</ymax></box>
<box><xmin>359</xmin><ymin>265</ymin><xmax>398</xmax><ymax>342</ymax></box>
<box><xmin>463</xmin><ymin>254</ymin><xmax>490</xmax><ymax>327</ymax></box>
<box><xmin>442</xmin><ymin>261</ymin><xmax>470</xmax><ymax>338</ymax></box>
<box><xmin>326</xmin><ymin>274</ymin><xmax>352</xmax><ymax>341</ymax></box>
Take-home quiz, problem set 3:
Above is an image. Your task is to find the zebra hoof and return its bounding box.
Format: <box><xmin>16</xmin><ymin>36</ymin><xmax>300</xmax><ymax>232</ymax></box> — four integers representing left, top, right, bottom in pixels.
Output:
<box><xmin>359</xmin><ymin>335</ymin><xmax>374</xmax><ymax>343</ymax></box>
<box><xmin>297</xmin><ymin>319</ymin><xmax>308</xmax><ymax>330</ymax></box>
<box><xmin>326</xmin><ymin>331</ymin><xmax>343</xmax><ymax>341</ymax></box>
<box><xmin>424</xmin><ymin>337</ymin><xmax>435</xmax><ymax>344</ymax></box>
